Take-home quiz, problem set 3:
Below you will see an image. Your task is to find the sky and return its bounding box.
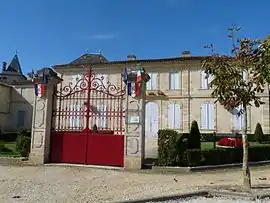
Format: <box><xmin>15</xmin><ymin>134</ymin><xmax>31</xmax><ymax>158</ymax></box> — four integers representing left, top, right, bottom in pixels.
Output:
<box><xmin>0</xmin><ymin>0</ymin><xmax>269</xmax><ymax>74</ymax></box>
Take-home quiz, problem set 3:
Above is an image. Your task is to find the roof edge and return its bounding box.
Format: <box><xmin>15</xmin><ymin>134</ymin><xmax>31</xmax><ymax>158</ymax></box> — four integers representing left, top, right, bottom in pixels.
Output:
<box><xmin>53</xmin><ymin>56</ymin><xmax>212</xmax><ymax>68</ymax></box>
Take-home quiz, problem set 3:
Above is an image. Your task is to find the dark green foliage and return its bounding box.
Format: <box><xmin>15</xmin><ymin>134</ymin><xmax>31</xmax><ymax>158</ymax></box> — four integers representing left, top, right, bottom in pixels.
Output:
<box><xmin>187</xmin><ymin>120</ymin><xmax>201</xmax><ymax>149</ymax></box>
<box><xmin>185</xmin><ymin>146</ymin><xmax>270</xmax><ymax>167</ymax></box>
<box><xmin>0</xmin><ymin>143</ymin><xmax>4</xmax><ymax>152</ymax></box>
<box><xmin>255</xmin><ymin>123</ymin><xmax>266</xmax><ymax>143</ymax></box>
<box><xmin>157</xmin><ymin>129</ymin><xmax>187</xmax><ymax>166</ymax></box>
<box><xmin>16</xmin><ymin>130</ymin><xmax>31</xmax><ymax>157</ymax></box>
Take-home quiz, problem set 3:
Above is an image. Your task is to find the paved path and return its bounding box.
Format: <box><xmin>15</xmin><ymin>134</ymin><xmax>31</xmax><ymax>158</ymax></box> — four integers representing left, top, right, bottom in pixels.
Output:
<box><xmin>0</xmin><ymin>165</ymin><xmax>270</xmax><ymax>202</ymax></box>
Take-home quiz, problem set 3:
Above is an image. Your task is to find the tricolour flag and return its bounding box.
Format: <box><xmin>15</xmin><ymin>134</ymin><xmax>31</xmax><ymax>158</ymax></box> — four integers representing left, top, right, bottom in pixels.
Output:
<box><xmin>123</xmin><ymin>67</ymin><xmax>128</xmax><ymax>84</ymax></box>
<box><xmin>136</xmin><ymin>66</ymin><xmax>143</xmax><ymax>83</ymax></box>
<box><xmin>35</xmin><ymin>84</ymin><xmax>45</xmax><ymax>97</ymax></box>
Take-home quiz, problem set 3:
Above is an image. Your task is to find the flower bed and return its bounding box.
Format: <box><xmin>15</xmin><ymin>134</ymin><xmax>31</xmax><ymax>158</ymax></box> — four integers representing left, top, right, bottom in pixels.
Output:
<box><xmin>217</xmin><ymin>137</ymin><xmax>243</xmax><ymax>148</ymax></box>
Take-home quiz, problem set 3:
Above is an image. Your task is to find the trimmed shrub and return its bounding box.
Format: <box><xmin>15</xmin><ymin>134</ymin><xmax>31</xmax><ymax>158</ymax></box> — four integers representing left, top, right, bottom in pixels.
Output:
<box><xmin>157</xmin><ymin>129</ymin><xmax>187</xmax><ymax>166</ymax></box>
<box><xmin>255</xmin><ymin>123</ymin><xmax>266</xmax><ymax>143</ymax></box>
<box><xmin>187</xmin><ymin>120</ymin><xmax>201</xmax><ymax>150</ymax></box>
<box><xmin>185</xmin><ymin>146</ymin><xmax>270</xmax><ymax>167</ymax></box>
<box><xmin>16</xmin><ymin>135</ymin><xmax>31</xmax><ymax>157</ymax></box>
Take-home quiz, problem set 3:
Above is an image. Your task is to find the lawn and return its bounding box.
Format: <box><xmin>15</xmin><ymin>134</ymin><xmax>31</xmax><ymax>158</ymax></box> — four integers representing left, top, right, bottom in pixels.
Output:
<box><xmin>0</xmin><ymin>141</ymin><xmax>20</xmax><ymax>157</ymax></box>
<box><xmin>201</xmin><ymin>141</ymin><xmax>270</xmax><ymax>150</ymax></box>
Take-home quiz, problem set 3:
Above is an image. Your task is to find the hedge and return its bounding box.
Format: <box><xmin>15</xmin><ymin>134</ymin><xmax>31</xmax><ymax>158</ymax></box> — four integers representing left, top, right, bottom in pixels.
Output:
<box><xmin>186</xmin><ymin>145</ymin><xmax>270</xmax><ymax>167</ymax></box>
<box><xmin>157</xmin><ymin>129</ymin><xmax>187</xmax><ymax>166</ymax></box>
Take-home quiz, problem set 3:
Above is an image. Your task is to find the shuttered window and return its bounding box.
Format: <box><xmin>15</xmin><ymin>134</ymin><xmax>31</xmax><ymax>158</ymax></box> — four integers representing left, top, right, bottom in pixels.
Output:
<box><xmin>96</xmin><ymin>104</ymin><xmax>108</xmax><ymax>129</ymax></box>
<box><xmin>232</xmin><ymin>105</ymin><xmax>243</xmax><ymax>131</ymax></box>
<box><xmin>200</xmin><ymin>71</ymin><xmax>213</xmax><ymax>89</ymax></box>
<box><xmin>169</xmin><ymin>72</ymin><xmax>180</xmax><ymax>90</ymax></box>
<box><xmin>167</xmin><ymin>103</ymin><xmax>181</xmax><ymax>129</ymax></box>
<box><xmin>69</xmin><ymin>104</ymin><xmax>81</xmax><ymax>128</ymax></box>
<box><xmin>200</xmin><ymin>103</ymin><xmax>215</xmax><ymax>130</ymax></box>
<box><xmin>71</xmin><ymin>74</ymin><xmax>82</xmax><ymax>88</ymax></box>
<box><xmin>146</xmin><ymin>73</ymin><xmax>158</xmax><ymax>90</ymax></box>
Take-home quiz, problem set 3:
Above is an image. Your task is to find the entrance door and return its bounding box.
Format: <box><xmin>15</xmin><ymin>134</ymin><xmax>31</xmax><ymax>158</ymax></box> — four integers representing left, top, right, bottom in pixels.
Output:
<box><xmin>145</xmin><ymin>102</ymin><xmax>159</xmax><ymax>158</ymax></box>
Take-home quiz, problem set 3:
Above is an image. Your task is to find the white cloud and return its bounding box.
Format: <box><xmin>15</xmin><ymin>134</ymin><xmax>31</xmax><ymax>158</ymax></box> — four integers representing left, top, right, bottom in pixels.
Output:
<box><xmin>90</xmin><ymin>34</ymin><xmax>116</xmax><ymax>40</ymax></box>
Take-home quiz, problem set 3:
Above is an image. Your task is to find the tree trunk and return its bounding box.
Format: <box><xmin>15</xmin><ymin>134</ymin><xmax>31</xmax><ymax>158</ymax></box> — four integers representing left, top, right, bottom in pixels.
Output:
<box><xmin>242</xmin><ymin>104</ymin><xmax>251</xmax><ymax>189</ymax></box>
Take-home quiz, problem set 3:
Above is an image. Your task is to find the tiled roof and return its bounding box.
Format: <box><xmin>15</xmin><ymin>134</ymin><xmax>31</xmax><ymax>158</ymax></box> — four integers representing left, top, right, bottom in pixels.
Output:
<box><xmin>69</xmin><ymin>54</ymin><xmax>108</xmax><ymax>65</ymax></box>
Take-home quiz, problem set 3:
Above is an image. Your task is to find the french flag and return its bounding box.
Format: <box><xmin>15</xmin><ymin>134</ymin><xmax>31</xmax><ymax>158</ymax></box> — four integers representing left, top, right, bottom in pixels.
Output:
<box><xmin>35</xmin><ymin>84</ymin><xmax>45</xmax><ymax>98</ymax></box>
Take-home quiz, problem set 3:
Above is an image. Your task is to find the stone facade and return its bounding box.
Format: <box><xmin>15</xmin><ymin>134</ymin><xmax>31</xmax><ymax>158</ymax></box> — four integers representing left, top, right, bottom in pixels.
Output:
<box><xmin>53</xmin><ymin>55</ymin><xmax>269</xmax><ymax>159</ymax></box>
<box><xmin>0</xmin><ymin>83</ymin><xmax>34</xmax><ymax>132</ymax></box>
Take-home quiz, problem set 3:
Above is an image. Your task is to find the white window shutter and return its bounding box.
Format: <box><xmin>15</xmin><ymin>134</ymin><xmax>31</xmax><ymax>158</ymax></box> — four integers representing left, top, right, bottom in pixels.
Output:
<box><xmin>152</xmin><ymin>73</ymin><xmax>158</xmax><ymax>90</ymax></box>
<box><xmin>174</xmin><ymin>104</ymin><xmax>181</xmax><ymax>129</ymax></box>
<box><xmin>169</xmin><ymin>73</ymin><xmax>175</xmax><ymax>90</ymax></box>
<box><xmin>146</xmin><ymin>73</ymin><xmax>152</xmax><ymax>90</ymax></box>
<box><xmin>145</xmin><ymin>103</ymin><xmax>151</xmax><ymax>132</ymax></box>
<box><xmin>243</xmin><ymin>70</ymin><xmax>248</xmax><ymax>81</ymax></box>
<box><xmin>208</xmin><ymin>104</ymin><xmax>214</xmax><ymax>129</ymax></box>
<box><xmin>200</xmin><ymin>71</ymin><xmax>208</xmax><ymax>89</ymax></box>
<box><xmin>208</xmin><ymin>74</ymin><xmax>214</xmax><ymax>87</ymax></box>
<box><xmin>168</xmin><ymin>104</ymin><xmax>174</xmax><ymax>128</ymax></box>
<box><xmin>174</xmin><ymin>73</ymin><xmax>180</xmax><ymax>89</ymax></box>
<box><xmin>75</xmin><ymin>105</ymin><xmax>80</xmax><ymax>128</ymax></box>
<box><xmin>102</xmin><ymin>104</ymin><xmax>108</xmax><ymax>129</ymax></box>
<box><xmin>201</xmin><ymin>104</ymin><xmax>208</xmax><ymax>129</ymax></box>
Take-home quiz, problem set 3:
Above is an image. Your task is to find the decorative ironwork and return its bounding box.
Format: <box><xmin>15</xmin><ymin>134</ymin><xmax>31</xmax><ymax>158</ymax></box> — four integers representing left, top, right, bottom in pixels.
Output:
<box><xmin>52</xmin><ymin>65</ymin><xmax>126</xmax><ymax>135</ymax></box>
<box><xmin>54</xmin><ymin>66</ymin><xmax>125</xmax><ymax>97</ymax></box>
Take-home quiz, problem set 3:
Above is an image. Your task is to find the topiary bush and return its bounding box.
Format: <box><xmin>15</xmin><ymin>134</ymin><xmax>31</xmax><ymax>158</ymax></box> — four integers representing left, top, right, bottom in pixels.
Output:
<box><xmin>16</xmin><ymin>130</ymin><xmax>31</xmax><ymax>157</ymax></box>
<box><xmin>255</xmin><ymin>123</ymin><xmax>266</xmax><ymax>143</ymax></box>
<box><xmin>157</xmin><ymin>129</ymin><xmax>187</xmax><ymax>166</ymax></box>
<box><xmin>187</xmin><ymin>120</ymin><xmax>201</xmax><ymax>150</ymax></box>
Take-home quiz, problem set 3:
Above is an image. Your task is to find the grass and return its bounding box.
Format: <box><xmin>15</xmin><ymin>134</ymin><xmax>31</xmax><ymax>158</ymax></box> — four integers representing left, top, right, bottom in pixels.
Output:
<box><xmin>0</xmin><ymin>141</ymin><xmax>20</xmax><ymax>157</ymax></box>
<box><xmin>201</xmin><ymin>141</ymin><xmax>270</xmax><ymax>150</ymax></box>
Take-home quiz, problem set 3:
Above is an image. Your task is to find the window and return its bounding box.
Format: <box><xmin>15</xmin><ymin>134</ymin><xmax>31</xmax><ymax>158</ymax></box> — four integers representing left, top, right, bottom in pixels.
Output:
<box><xmin>71</xmin><ymin>74</ymin><xmax>82</xmax><ymax>88</ymax></box>
<box><xmin>167</xmin><ymin>103</ymin><xmax>181</xmax><ymax>129</ymax></box>
<box><xmin>232</xmin><ymin>105</ymin><xmax>243</xmax><ymax>131</ymax></box>
<box><xmin>97</xmin><ymin>74</ymin><xmax>108</xmax><ymax>87</ymax></box>
<box><xmin>200</xmin><ymin>71</ymin><xmax>213</xmax><ymax>89</ymax></box>
<box><xmin>200</xmin><ymin>103</ymin><xmax>215</xmax><ymax>130</ymax></box>
<box><xmin>169</xmin><ymin>72</ymin><xmax>180</xmax><ymax>90</ymax></box>
<box><xmin>17</xmin><ymin>110</ymin><xmax>26</xmax><ymax>128</ymax></box>
<box><xmin>69</xmin><ymin>105</ymin><xmax>81</xmax><ymax>128</ymax></box>
<box><xmin>146</xmin><ymin>73</ymin><xmax>158</xmax><ymax>90</ymax></box>
<box><xmin>20</xmin><ymin>88</ymin><xmax>26</xmax><ymax>97</ymax></box>
<box><xmin>96</xmin><ymin>104</ymin><xmax>108</xmax><ymax>129</ymax></box>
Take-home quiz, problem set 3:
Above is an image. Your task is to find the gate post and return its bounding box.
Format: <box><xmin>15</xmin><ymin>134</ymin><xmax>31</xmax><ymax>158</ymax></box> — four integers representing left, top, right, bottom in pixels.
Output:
<box><xmin>28</xmin><ymin>68</ymin><xmax>61</xmax><ymax>164</ymax></box>
<box><xmin>124</xmin><ymin>70</ymin><xmax>149</xmax><ymax>170</ymax></box>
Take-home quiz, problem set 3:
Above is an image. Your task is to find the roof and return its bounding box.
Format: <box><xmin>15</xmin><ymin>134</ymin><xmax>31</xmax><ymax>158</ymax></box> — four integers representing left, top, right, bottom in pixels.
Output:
<box><xmin>69</xmin><ymin>54</ymin><xmax>108</xmax><ymax>65</ymax></box>
<box><xmin>6</xmin><ymin>54</ymin><xmax>23</xmax><ymax>74</ymax></box>
<box><xmin>53</xmin><ymin>55</ymin><xmax>210</xmax><ymax>68</ymax></box>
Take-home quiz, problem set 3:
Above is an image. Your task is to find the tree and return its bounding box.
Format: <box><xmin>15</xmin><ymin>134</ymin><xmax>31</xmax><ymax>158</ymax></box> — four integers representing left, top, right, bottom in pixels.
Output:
<box><xmin>201</xmin><ymin>25</ymin><xmax>270</xmax><ymax>189</ymax></box>
<box><xmin>254</xmin><ymin>123</ymin><xmax>265</xmax><ymax>143</ymax></box>
<box><xmin>188</xmin><ymin>120</ymin><xmax>201</xmax><ymax>149</ymax></box>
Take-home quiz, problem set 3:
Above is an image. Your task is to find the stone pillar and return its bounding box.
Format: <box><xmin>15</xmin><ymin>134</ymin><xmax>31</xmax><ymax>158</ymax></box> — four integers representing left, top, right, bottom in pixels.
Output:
<box><xmin>28</xmin><ymin>69</ymin><xmax>61</xmax><ymax>164</ymax></box>
<box><xmin>124</xmin><ymin>74</ymin><xmax>147</xmax><ymax>170</ymax></box>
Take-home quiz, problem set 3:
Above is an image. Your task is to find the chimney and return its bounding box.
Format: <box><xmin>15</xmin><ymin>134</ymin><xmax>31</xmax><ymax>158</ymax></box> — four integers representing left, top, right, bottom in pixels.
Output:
<box><xmin>2</xmin><ymin>61</ymin><xmax>7</xmax><ymax>72</ymax></box>
<box><xmin>127</xmin><ymin>55</ymin><xmax>136</xmax><ymax>61</ymax></box>
<box><xmin>181</xmin><ymin>51</ymin><xmax>192</xmax><ymax>57</ymax></box>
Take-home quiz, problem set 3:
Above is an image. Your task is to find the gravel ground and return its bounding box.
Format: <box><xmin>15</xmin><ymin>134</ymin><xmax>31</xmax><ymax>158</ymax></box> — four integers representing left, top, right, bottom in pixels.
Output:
<box><xmin>147</xmin><ymin>197</ymin><xmax>270</xmax><ymax>203</ymax></box>
<box><xmin>0</xmin><ymin>165</ymin><xmax>270</xmax><ymax>203</ymax></box>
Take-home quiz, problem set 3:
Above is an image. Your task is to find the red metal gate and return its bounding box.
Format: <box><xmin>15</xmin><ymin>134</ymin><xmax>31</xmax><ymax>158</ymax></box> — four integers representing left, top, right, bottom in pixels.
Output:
<box><xmin>50</xmin><ymin>66</ymin><xmax>126</xmax><ymax>167</ymax></box>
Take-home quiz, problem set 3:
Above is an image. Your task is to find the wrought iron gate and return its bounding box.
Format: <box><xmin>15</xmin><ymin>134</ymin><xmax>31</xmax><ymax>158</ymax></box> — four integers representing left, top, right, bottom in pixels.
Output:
<box><xmin>50</xmin><ymin>66</ymin><xmax>126</xmax><ymax>166</ymax></box>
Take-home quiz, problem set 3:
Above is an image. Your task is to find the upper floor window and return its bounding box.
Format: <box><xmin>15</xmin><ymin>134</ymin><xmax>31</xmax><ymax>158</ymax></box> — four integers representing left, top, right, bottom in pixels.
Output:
<box><xmin>71</xmin><ymin>74</ymin><xmax>82</xmax><ymax>88</ymax></box>
<box><xmin>169</xmin><ymin>72</ymin><xmax>180</xmax><ymax>90</ymax></box>
<box><xmin>20</xmin><ymin>88</ymin><xmax>26</xmax><ymax>97</ymax></box>
<box><xmin>167</xmin><ymin>103</ymin><xmax>182</xmax><ymax>129</ymax></box>
<box><xmin>232</xmin><ymin>105</ymin><xmax>243</xmax><ymax>131</ymax></box>
<box><xmin>146</xmin><ymin>73</ymin><xmax>158</xmax><ymax>90</ymax></box>
<box><xmin>200</xmin><ymin>103</ymin><xmax>215</xmax><ymax>130</ymax></box>
<box><xmin>200</xmin><ymin>71</ymin><xmax>213</xmax><ymax>89</ymax></box>
<box><xmin>17</xmin><ymin>110</ymin><xmax>26</xmax><ymax>128</ymax></box>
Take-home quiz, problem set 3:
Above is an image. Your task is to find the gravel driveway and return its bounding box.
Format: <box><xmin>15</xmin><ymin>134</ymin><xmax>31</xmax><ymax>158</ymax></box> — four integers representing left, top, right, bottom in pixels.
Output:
<box><xmin>0</xmin><ymin>165</ymin><xmax>270</xmax><ymax>203</ymax></box>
